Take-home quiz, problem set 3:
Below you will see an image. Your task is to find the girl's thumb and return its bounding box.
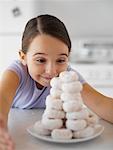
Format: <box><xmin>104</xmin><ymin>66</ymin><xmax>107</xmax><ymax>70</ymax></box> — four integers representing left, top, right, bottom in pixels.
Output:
<box><xmin>0</xmin><ymin>114</ymin><xmax>5</xmax><ymax>128</ymax></box>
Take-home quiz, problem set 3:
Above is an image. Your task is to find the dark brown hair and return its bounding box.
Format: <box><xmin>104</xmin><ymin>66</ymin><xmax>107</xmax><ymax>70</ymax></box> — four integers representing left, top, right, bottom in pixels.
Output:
<box><xmin>21</xmin><ymin>14</ymin><xmax>71</xmax><ymax>53</ymax></box>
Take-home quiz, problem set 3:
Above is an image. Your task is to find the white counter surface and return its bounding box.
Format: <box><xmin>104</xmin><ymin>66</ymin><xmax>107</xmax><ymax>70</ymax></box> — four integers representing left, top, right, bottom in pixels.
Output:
<box><xmin>8</xmin><ymin>108</ymin><xmax>113</xmax><ymax>150</ymax></box>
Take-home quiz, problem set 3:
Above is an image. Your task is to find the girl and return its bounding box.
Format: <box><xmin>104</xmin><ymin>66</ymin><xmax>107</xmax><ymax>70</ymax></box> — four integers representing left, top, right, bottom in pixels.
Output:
<box><xmin>0</xmin><ymin>14</ymin><xmax>113</xmax><ymax>146</ymax></box>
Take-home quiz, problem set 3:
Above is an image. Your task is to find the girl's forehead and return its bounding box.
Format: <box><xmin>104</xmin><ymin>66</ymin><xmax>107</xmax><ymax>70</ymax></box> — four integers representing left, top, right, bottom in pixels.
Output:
<box><xmin>28</xmin><ymin>35</ymin><xmax>69</xmax><ymax>55</ymax></box>
<box><xmin>29</xmin><ymin>34</ymin><xmax>67</xmax><ymax>47</ymax></box>
<box><xmin>29</xmin><ymin>49</ymin><xmax>69</xmax><ymax>57</ymax></box>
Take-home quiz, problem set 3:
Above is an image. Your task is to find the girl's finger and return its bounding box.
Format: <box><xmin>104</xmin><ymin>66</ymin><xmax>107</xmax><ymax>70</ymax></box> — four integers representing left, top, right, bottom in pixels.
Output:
<box><xmin>0</xmin><ymin>144</ymin><xmax>13</xmax><ymax>150</ymax></box>
<box><xmin>0</xmin><ymin>138</ymin><xmax>15</xmax><ymax>150</ymax></box>
<box><xmin>0</xmin><ymin>116</ymin><xmax>5</xmax><ymax>128</ymax></box>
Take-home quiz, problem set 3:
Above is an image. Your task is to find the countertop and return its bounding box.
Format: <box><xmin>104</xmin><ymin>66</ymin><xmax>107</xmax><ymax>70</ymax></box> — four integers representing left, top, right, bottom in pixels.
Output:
<box><xmin>8</xmin><ymin>108</ymin><xmax>113</xmax><ymax>150</ymax></box>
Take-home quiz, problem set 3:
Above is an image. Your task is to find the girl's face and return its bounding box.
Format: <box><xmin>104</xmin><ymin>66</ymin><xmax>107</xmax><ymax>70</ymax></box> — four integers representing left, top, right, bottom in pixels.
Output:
<box><xmin>19</xmin><ymin>34</ymin><xmax>69</xmax><ymax>88</ymax></box>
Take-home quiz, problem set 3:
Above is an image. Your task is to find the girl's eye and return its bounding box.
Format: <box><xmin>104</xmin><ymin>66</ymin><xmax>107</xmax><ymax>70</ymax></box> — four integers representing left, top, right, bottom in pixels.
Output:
<box><xmin>36</xmin><ymin>59</ymin><xmax>46</xmax><ymax>64</ymax></box>
<box><xmin>56</xmin><ymin>59</ymin><xmax>67</xmax><ymax>64</ymax></box>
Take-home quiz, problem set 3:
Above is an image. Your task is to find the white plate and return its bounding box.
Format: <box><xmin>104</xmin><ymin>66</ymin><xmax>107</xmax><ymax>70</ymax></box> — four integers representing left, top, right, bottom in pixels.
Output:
<box><xmin>27</xmin><ymin>125</ymin><xmax>104</xmax><ymax>143</ymax></box>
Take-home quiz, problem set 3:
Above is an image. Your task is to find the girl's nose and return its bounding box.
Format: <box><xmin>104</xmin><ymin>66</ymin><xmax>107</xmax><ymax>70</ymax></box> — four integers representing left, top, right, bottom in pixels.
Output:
<box><xmin>45</xmin><ymin>63</ymin><xmax>57</xmax><ymax>76</ymax></box>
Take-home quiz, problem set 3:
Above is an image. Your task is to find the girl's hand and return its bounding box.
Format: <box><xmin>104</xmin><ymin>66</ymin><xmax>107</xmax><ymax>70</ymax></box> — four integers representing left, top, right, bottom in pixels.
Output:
<box><xmin>0</xmin><ymin>115</ymin><xmax>15</xmax><ymax>150</ymax></box>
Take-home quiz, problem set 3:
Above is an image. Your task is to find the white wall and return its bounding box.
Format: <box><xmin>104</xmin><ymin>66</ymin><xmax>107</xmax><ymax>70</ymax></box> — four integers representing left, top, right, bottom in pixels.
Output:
<box><xmin>0</xmin><ymin>34</ymin><xmax>21</xmax><ymax>75</ymax></box>
<box><xmin>39</xmin><ymin>0</ymin><xmax>113</xmax><ymax>38</ymax></box>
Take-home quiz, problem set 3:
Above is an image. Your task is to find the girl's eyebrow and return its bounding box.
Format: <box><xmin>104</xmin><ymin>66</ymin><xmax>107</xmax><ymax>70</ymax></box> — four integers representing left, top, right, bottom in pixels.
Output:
<box><xmin>33</xmin><ymin>53</ymin><xmax>68</xmax><ymax>57</ymax></box>
<box><xmin>60</xmin><ymin>53</ymin><xmax>68</xmax><ymax>57</ymax></box>
<box><xmin>33</xmin><ymin>52</ymin><xmax>47</xmax><ymax>56</ymax></box>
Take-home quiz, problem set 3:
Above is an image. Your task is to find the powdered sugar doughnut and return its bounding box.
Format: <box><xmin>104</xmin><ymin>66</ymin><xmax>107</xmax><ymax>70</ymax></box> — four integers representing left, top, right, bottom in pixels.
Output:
<box><xmin>63</xmin><ymin>101</ymin><xmax>82</xmax><ymax>112</ymax></box>
<box><xmin>62</xmin><ymin>81</ymin><xmax>83</xmax><ymax>93</ymax></box>
<box><xmin>43</xmin><ymin>109</ymin><xmax>65</xmax><ymax>119</ymax></box>
<box><xmin>46</xmin><ymin>95</ymin><xmax>57</xmax><ymax>101</ymax></box>
<box><xmin>61</xmin><ymin>93</ymin><xmax>82</xmax><ymax>102</ymax></box>
<box><xmin>59</xmin><ymin>71</ymin><xmax>79</xmax><ymax>82</ymax></box>
<box><xmin>50</xmin><ymin>77</ymin><xmax>61</xmax><ymax>89</ymax></box>
<box><xmin>93</xmin><ymin>124</ymin><xmax>102</xmax><ymax>130</ymax></box>
<box><xmin>33</xmin><ymin>121</ymin><xmax>51</xmax><ymax>135</ymax></box>
<box><xmin>66</xmin><ymin>108</ymin><xmax>89</xmax><ymax>119</ymax></box>
<box><xmin>42</xmin><ymin>118</ymin><xmax>63</xmax><ymax>130</ymax></box>
<box><xmin>51</xmin><ymin>128</ymin><xmax>73</xmax><ymax>140</ymax></box>
<box><xmin>46</xmin><ymin>95</ymin><xmax>63</xmax><ymax>110</ymax></box>
<box><xmin>87</xmin><ymin>113</ymin><xmax>99</xmax><ymax>125</ymax></box>
<box><xmin>66</xmin><ymin>119</ymin><xmax>87</xmax><ymax>131</ymax></box>
<box><xmin>50</xmin><ymin>88</ymin><xmax>62</xmax><ymax>98</ymax></box>
<box><xmin>73</xmin><ymin>126</ymin><xmax>95</xmax><ymax>138</ymax></box>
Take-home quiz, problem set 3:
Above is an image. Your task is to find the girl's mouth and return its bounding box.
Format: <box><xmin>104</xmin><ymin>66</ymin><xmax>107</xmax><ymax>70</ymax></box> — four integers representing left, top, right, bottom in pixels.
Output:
<box><xmin>41</xmin><ymin>76</ymin><xmax>53</xmax><ymax>81</ymax></box>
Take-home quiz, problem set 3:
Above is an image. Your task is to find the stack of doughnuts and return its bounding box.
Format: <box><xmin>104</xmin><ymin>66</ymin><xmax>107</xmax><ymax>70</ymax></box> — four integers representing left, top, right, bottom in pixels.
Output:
<box><xmin>33</xmin><ymin>71</ymin><xmax>100</xmax><ymax>140</ymax></box>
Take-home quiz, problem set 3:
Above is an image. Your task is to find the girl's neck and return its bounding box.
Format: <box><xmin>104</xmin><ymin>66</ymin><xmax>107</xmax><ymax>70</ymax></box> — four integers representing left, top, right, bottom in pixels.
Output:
<box><xmin>36</xmin><ymin>82</ymin><xmax>44</xmax><ymax>90</ymax></box>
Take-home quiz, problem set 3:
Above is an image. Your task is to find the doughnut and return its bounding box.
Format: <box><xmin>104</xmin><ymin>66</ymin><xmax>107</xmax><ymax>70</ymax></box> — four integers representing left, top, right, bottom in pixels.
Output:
<box><xmin>50</xmin><ymin>88</ymin><xmax>62</xmax><ymax>98</ymax></box>
<box><xmin>93</xmin><ymin>124</ymin><xmax>102</xmax><ymax>130</ymax></box>
<box><xmin>86</xmin><ymin>113</ymin><xmax>99</xmax><ymax>125</ymax></box>
<box><xmin>51</xmin><ymin>128</ymin><xmax>73</xmax><ymax>140</ymax></box>
<box><xmin>43</xmin><ymin>109</ymin><xmax>65</xmax><ymax>119</ymax></box>
<box><xmin>63</xmin><ymin>101</ymin><xmax>82</xmax><ymax>112</ymax></box>
<box><xmin>33</xmin><ymin>121</ymin><xmax>51</xmax><ymax>135</ymax></box>
<box><xmin>46</xmin><ymin>95</ymin><xmax>63</xmax><ymax>110</ymax></box>
<box><xmin>66</xmin><ymin>108</ymin><xmax>89</xmax><ymax>119</ymax></box>
<box><xmin>59</xmin><ymin>71</ymin><xmax>79</xmax><ymax>82</ymax></box>
<box><xmin>61</xmin><ymin>93</ymin><xmax>82</xmax><ymax>102</ymax></box>
<box><xmin>73</xmin><ymin>126</ymin><xmax>95</xmax><ymax>138</ymax></box>
<box><xmin>42</xmin><ymin>118</ymin><xmax>63</xmax><ymax>130</ymax></box>
<box><xmin>50</xmin><ymin>77</ymin><xmax>61</xmax><ymax>89</ymax></box>
<box><xmin>66</xmin><ymin>119</ymin><xmax>87</xmax><ymax>131</ymax></box>
<box><xmin>61</xmin><ymin>81</ymin><xmax>83</xmax><ymax>93</ymax></box>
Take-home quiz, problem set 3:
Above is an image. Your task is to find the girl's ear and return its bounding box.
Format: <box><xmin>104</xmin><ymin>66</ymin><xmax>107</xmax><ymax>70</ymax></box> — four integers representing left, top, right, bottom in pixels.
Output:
<box><xmin>19</xmin><ymin>50</ymin><xmax>27</xmax><ymax>65</ymax></box>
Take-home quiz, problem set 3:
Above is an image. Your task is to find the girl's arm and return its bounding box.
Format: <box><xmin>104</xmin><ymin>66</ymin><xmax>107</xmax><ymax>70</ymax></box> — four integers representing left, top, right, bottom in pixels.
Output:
<box><xmin>82</xmin><ymin>83</ymin><xmax>113</xmax><ymax>124</ymax></box>
<box><xmin>0</xmin><ymin>70</ymin><xmax>19</xmax><ymax>127</ymax></box>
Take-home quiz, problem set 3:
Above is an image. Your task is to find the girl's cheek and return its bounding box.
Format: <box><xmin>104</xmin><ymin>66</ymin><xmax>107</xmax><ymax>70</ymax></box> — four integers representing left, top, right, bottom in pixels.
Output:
<box><xmin>34</xmin><ymin>65</ymin><xmax>45</xmax><ymax>73</ymax></box>
<box><xmin>59</xmin><ymin>65</ymin><xmax>68</xmax><ymax>72</ymax></box>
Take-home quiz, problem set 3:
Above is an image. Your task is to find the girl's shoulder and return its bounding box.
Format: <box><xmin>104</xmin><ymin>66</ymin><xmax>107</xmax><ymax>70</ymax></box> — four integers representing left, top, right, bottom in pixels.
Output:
<box><xmin>6</xmin><ymin>59</ymin><xmax>28</xmax><ymax>82</ymax></box>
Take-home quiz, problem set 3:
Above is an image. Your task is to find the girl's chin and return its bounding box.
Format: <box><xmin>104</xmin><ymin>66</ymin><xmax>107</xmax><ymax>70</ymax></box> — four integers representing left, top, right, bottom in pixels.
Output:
<box><xmin>43</xmin><ymin>81</ymin><xmax>50</xmax><ymax>87</ymax></box>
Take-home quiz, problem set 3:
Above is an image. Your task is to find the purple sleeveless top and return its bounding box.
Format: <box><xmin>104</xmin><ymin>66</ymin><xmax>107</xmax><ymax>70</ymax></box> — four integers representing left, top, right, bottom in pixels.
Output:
<box><xmin>7</xmin><ymin>60</ymin><xmax>86</xmax><ymax>109</ymax></box>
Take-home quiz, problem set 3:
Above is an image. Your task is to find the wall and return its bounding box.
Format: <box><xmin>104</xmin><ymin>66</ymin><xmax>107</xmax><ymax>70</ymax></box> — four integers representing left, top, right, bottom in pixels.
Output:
<box><xmin>39</xmin><ymin>0</ymin><xmax>113</xmax><ymax>38</ymax></box>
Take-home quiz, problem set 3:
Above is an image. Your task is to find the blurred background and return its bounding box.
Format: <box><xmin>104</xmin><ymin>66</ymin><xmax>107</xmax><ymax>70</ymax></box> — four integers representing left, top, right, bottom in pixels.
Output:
<box><xmin>0</xmin><ymin>0</ymin><xmax>113</xmax><ymax>96</ymax></box>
